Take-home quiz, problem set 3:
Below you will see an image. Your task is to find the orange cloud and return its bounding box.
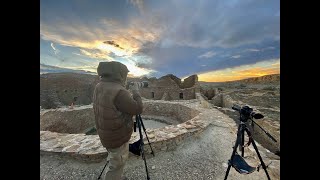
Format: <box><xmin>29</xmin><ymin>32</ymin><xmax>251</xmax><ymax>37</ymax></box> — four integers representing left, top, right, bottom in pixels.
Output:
<box><xmin>77</xmin><ymin>49</ymin><xmax>114</xmax><ymax>61</ymax></box>
<box><xmin>40</xmin><ymin>18</ymin><xmax>162</xmax><ymax>76</ymax></box>
<box><xmin>40</xmin><ymin>18</ymin><xmax>161</xmax><ymax>58</ymax></box>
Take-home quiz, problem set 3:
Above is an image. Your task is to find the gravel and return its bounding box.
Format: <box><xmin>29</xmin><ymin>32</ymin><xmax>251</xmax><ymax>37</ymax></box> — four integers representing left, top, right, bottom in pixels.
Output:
<box><xmin>41</xmin><ymin>123</ymin><xmax>279</xmax><ymax>180</ymax></box>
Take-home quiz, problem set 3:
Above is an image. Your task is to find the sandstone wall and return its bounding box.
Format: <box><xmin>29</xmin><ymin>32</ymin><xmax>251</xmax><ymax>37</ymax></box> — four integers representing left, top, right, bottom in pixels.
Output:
<box><xmin>40</xmin><ymin>73</ymin><xmax>99</xmax><ymax>109</ymax></box>
<box><xmin>181</xmin><ymin>74</ymin><xmax>198</xmax><ymax>88</ymax></box>
<box><xmin>221</xmin><ymin>94</ymin><xmax>234</xmax><ymax>108</ymax></box>
<box><xmin>211</xmin><ymin>93</ymin><xmax>223</xmax><ymax>107</ymax></box>
<box><xmin>40</xmin><ymin>99</ymin><xmax>208</xmax><ymax>162</ymax></box>
<box><xmin>159</xmin><ymin>74</ymin><xmax>182</xmax><ymax>87</ymax></box>
<box><xmin>195</xmin><ymin>93</ymin><xmax>212</xmax><ymax>108</ymax></box>
<box><xmin>140</xmin><ymin>87</ymin><xmax>195</xmax><ymax>100</ymax></box>
<box><xmin>142</xmin><ymin>101</ymin><xmax>200</xmax><ymax>123</ymax></box>
<box><xmin>210</xmin><ymin>93</ymin><xmax>234</xmax><ymax>108</ymax></box>
<box><xmin>40</xmin><ymin>73</ymin><xmax>200</xmax><ymax>108</ymax></box>
<box><xmin>40</xmin><ymin>101</ymin><xmax>200</xmax><ymax>134</ymax></box>
<box><xmin>201</xmin><ymin>88</ymin><xmax>219</xmax><ymax>100</ymax></box>
<box><xmin>139</xmin><ymin>74</ymin><xmax>198</xmax><ymax>100</ymax></box>
<box><xmin>40</xmin><ymin>106</ymin><xmax>95</xmax><ymax>133</ymax></box>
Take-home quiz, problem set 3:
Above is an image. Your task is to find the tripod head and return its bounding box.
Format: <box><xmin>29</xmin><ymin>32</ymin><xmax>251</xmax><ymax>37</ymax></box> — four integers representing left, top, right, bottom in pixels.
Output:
<box><xmin>232</xmin><ymin>104</ymin><xmax>264</xmax><ymax>122</ymax></box>
<box><xmin>232</xmin><ymin>104</ymin><xmax>277</xmax><ymax>143</ymax></box>
<box><xmin>126</xmin><ymin>81</ymin><xmax>149</xmax><ymax>89</ymax></box>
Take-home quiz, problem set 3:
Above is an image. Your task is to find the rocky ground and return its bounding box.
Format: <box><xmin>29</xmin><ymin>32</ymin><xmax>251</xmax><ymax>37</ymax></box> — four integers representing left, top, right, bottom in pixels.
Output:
<box><xmin>40</xmin><ymin>107</ymin><xmax>279</xmax><ymax>180</ymax></box>
<box><xmin>40</xmin><ymin>74</ymin><xmax>280</xmax><ymax>180</ymax></box>
<box><xmin>200</xmin><ymin>74</ymin><xmax>280</xmax><ymax>155</ymax></box>
<box><xmin>200</xmin><ymin>74</ymin><xmax>280</xmax><ymax>121</ymax></box>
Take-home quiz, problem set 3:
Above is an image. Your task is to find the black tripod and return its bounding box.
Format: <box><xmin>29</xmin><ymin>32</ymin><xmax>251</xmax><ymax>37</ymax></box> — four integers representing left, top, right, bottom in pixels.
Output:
<box><xmin>134</xmin><ymin>114</ymin><xmax>155</xmax><ymax>180</ymax></box>
<box><xmin>98</xmin><ymin>114</ymin><xmax>155</xmax><ymax>180</ymax></box>
<box><xmin>224</xmin><ymin>105</ymin><xmax>277</xmax><ymax>180</ymax></box>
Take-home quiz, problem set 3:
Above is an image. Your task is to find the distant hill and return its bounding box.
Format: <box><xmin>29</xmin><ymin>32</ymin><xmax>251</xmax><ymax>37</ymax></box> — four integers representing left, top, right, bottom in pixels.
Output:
<box><xmin>234</xmin><ymin>74</ymin><xmax>280</xmax><ymax>84</ymax></box>
<box><xmin>40</xmin><ymin>64</ymin><xmax>96</xmax><ymax>75</ymax></box>
<box><xmin>200</xmin><ymin>74</ymin><xmax>280</xmax><ymax>85</ymax></box>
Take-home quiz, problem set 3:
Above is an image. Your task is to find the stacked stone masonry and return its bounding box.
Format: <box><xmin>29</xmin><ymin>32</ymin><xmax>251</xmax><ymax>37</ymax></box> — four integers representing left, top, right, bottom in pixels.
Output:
<box><xmin>40</xmin><ymin>95</ymin><xmax>279</xmax><ymax>178</ymax></box>
<box><xmin>40</xmin><ymin>73</ymin><xmax>200</xmax><ymax>109</ymax></box>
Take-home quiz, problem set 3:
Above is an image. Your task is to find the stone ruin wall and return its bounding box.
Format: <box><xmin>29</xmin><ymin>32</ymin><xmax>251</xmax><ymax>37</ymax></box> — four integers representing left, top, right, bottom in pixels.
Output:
<box><xmin>40</xmin><ymin>102</ymin><xmax>200</xmax><ymax>134</ymax></box>
<box><xmin>40</xmin><ymin>73</ymin><xmax>199</xmax><ymax>109</ymax></box>
<box><xmin>200</xmin><ymin>87</ymin><xmax>234</xmax><ymax>108</ymax></box>
<box><xmin>139</xmin><ymin>74</ymin><xmax>199</xmax><ymax>100</ymax></box>
<box><xmin>200</xmin><ymin>88</ymin><xmax>219</xmax><ymax>100</ymax></box>
<box><xmin>40</xmin><ymin>100</ymin><xmax>205</xmax><ymax>162</ymax></box>
<box><xmin>200</xmin><ymin>87</ymin><xmax>280</xmax><ymax>154</ymax></box>
<box><xmin>40</xmin><ymin>94</ymin><xmax>280</xmax><ymax>180</ymax></box>
<box><xmin>210</xmin><ymin>93</ymin><xmax>234</xmax><ymax>108</ymax></box>
<box><xmin>40</xmin><ymin>73</ymin><xmax>99</xmax><ymax>109</ymax></box>
<box><xmin>142</xmin><ymin>101</ymin><xmax>200</xmax><ymax>123</ymax></box>
<box><xmin>181</xmin><ymin>74</ymin><xmax>200</xmax><ymax>90</ymax></box>
<box><xmin>140</xmin><ymin>87</ymin><xmax>196</xmax><ymax>100</ymax></box>
<box><xmin>40</xmin><ymin>106</ymin><xmax>95</xmax><ymax>134</ymax></box>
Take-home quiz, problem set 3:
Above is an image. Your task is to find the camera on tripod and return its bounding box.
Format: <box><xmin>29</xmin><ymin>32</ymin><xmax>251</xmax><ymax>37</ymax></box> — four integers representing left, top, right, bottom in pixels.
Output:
<box><xmin>128</xmin><ymin>81</ymin><xmax>149</xmax><ymax>88</ymax></box>
<box><xmin>232</xmin><ymin>104</ymin><xmax>264</xmax><ymax>122</ymax></box>
<box><xmin>225</xmin><ymin>104</ymin><xmax>277</xmax><ymax>180</ymax></box>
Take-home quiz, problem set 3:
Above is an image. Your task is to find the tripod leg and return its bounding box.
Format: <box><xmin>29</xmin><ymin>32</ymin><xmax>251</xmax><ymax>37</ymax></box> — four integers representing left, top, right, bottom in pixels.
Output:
<box><xmin>138</xmin><ymin>115</ymin><xmax>155</xmax><ymax>156</ymax></box>
<box><xmin>241</xmin><ymin>127</ymin><xmax>245</xmax><ymax>157</ymax></box>
<box><xmin>244</xmin><ymin>128</ymin><xmax>271</xmax><ymax>180</ymax></box>
<box><xmin>137</xmin><ymin>116</ymin><xmax>151</xmax><ymax>180</ymax></box>
<box><xmin>224</xmin><ymin>124</ymin><xmax>242</xmax><ymax>180</ymax></box>
<box><xmin>141</xmin><ymin>148</ymin><xmax>150</xmax><ymax>180</ymax></box>
<box><xmin>98</xmin><ymin>160</ymin><xmax>109</xmax><ymax>180</ymax></box>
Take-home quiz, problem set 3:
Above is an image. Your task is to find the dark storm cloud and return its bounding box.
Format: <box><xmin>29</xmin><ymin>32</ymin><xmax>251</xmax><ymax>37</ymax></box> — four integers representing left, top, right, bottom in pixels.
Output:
<box><xmin>103</xmin><ymin>41</ymin><xmax>124</xmax><ymax>49</ymax></box>
<box><xmin>40</xmin><ymin>0</ymin><xmax>279</xmax><ymax>79</ymax></box>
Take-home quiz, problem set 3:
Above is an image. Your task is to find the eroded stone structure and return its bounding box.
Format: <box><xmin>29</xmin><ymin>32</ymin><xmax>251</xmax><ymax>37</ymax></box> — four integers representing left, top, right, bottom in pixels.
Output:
<box><xmin>40</xmin><ymin>73</ymin><xmax>280</xmax><ymax>179</ymax></box>
<box><xmin>139</xmin><ymin>74</ymin><xmax>200</xmax><ymax>100</ymax></box>
<box><xmin>40</xmin><ymin>73</ymin><xmax>200</xmax><ymax>109</ymax></box>
<box><xmin>40</xmin><ymin>94</ymin><xmax>280</xmax><ymax>179</ymax></box>
<box><xmin>40</xmin><ymin>73</ymin><xmax>99</xmax><ymax>109</ymax></box>
<box><xmin>40</xmin><ymin>98</ymin><xmax>205</xmax><ymax>161</ymax></box>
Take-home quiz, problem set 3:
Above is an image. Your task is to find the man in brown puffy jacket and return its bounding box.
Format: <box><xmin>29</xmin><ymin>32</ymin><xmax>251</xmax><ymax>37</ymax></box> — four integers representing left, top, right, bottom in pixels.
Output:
<box><xmin>93</xmin><ymin>61</ymin><xmax>143</xmax><ymax>180</ymax></box>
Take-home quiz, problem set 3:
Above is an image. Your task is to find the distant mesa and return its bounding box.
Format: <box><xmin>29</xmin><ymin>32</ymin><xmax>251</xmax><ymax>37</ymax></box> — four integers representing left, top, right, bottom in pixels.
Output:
<box><xmin>228</xmin><ymin>74</ymin><xmax>280</xmax><ymax>84</ymax></box>
<box><xmin>199</xmin><ymin>74</ymin><xmax>280</xmax><ymax>84</ymax></box>
<box><xmin>40</xmin><ymin>64</ymin><xmax>95</xmax><ymax>75</ymax></box>
<box><xmin>237</xmin><ymin>74</ymin><xmax>280</xmax><ymax>84</ymax></box>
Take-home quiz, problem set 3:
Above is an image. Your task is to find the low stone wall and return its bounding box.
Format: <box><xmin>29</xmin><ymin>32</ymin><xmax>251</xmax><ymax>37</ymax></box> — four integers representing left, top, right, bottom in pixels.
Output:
<box><xmin>40</xmin><ymin>131</ymin><xmax>107</xmax><ymax>162</ymax></box>
<box><xmin>196</xmin><ymin>92</ymin><xmax>212</xmax><ymax>108</ymax></box>
<box><xmin>142</xmin><ymin>101</ymin><xmax>200</xmax><ymax>123</ymax></box>
<box><xmin>40</xmin><ymin>100</ymin><xmax>210</xmax><ymax>162</ymax></box>
<box><xmin>140</xmin><ymin>87</ymin><xmax>196</xmax><ymax>100</ymax></box>
<box><xmin>211</xmin><ymin>93</ymin><xmax>234</xmax><ymax>108</ymax></box>
<box><xmin>40</xmin><ymin>101</ymin><xmax>200</xmax><ymax>134</ymax></box>
<box><xmin>40</xmin><ymin>97</ymin><xmax>280</xmax><ymax>178</ymax></box>
<box><xmin>40</xmin><ymin>105</ymin><xmax>95</xmax><ymax>134</ymax></box>
<box><xmin>222</xmin><ymin>94</ymin><xmax>234</xmax><ymax>108</ymax></box>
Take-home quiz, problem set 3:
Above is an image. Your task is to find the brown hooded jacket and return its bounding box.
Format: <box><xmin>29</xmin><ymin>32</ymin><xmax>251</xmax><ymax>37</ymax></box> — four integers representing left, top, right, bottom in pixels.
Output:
<box><xmin>93</xmin><ymin>61</ymin><xmax>143</xmax><ymax>148</ymax></box>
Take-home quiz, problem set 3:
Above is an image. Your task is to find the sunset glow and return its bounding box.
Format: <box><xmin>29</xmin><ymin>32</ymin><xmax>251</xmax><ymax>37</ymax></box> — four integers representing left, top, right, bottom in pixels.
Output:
<box><xmin>40</xmin><ymin>0</ymin><xmax>279</xmax><ymax>80</ymax></box>
<box><xmin>198</xmin><ymin>59</ymin><xmax>280</xmax><ymax>82</ymax></box>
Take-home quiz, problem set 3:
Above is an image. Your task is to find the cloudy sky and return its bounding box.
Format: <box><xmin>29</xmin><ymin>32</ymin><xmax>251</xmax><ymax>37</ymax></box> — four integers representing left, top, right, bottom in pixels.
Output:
<box><xmin>40</xmin><ymin>0</ymin><xmax>280</xmax><ymax>82</ymax></box>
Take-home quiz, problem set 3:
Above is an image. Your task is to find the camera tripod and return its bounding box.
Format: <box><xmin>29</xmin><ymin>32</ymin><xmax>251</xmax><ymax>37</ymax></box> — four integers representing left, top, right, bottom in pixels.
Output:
<box><xmin>98</xmin><ymin>114</ymin><xmax>155</xmax><ymax>180</ymax></box>
<box><xmin>134</xmin><ymin>114</ymin><xmax>155</xmax><ymax>180</ymax></box>
<box><xmin>224</xmin><ymin>106</ymin><xmax>277</xmax><ymax>180</ymax></box>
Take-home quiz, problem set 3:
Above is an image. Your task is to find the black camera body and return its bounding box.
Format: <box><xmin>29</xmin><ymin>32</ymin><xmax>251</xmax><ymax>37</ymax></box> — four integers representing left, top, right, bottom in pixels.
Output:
<box><xmin>232</xmin><ymin>104</ymin><xmax>263</xmax><ymax>122</ymax></box>
<box><xmin>128</xmin><ymin>81</ymin><xmax>149</xmax><ymax>88</ymax></box>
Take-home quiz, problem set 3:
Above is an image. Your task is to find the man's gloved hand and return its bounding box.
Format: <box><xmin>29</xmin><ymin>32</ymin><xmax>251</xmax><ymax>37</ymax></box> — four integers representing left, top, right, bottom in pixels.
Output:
<box><xmin>129</xmin><ymin>82</ymin><xmax>141</xmax><ymax>100</ymax></box>
<box><xmin>129</xmin><ymin>82</ymin><xmax>139</xmax><ymax>91</ymax></box>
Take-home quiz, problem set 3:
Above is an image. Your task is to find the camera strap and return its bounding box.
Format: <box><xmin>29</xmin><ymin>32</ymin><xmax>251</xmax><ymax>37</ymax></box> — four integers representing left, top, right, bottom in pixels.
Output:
<box><xmin>242</xmin><ymin>127</ymin><xmax>253</xmax><ymax>148</ymax></box>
